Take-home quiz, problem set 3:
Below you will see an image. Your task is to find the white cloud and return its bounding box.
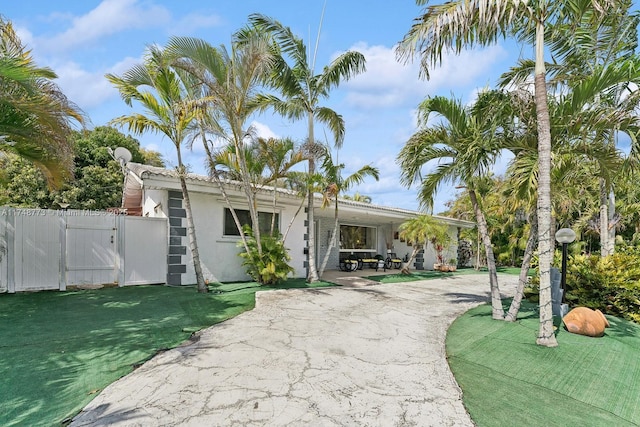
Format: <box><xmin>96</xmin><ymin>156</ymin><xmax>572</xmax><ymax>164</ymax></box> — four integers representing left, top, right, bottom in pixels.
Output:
<box><xmin>52</xmin><ymin>55</ymin><xmax>141</xmax><ymax>110</ymax></box>
<box><xmin>39</xmin><ymin>0</ymin><xmax>171</xmax><ymax>52</ymax></box>
<box><xmin>341</xmin><ymin>43</ymin><xmax>508</xmax><ymax>110</ymax></box>
<box><xmin>251</xmin><ymin>121</ymin><xmax>280</xmax><ymax>140</ymax></box>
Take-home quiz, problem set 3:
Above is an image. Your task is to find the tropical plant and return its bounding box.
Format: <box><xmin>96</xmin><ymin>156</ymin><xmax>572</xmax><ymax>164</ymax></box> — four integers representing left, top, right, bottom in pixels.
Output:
<box><xmin>106</xmin><ymin>45</ymin><xmax>207</xmax><ymax>293</ymax></box>
<box><xmin>397</xmin><ymin>94</ymin><xmax>505</xmax><ymax>319</ymax></box>
<box><xmin>398</xmin><ymin>214</ymin><xmax>449</xmax><ymax>275</ymax></box>
<box><xmin>256</xmin><ymin>137</ymin><xmax>305</xmax><ymax>236</ymax></box>
<box><xmin>397</xmin><ymin>0</ymin><xmax>617</xmax><ymax>347</ymax></box>
<box><xmin>565</xmin><ymin>244</ymin><xmax>640</xmax><ymax>323</ymax></box>
<box><xmin>244</xmin><ymin>13</ymin><xmax>366</xmax><ymax>282</ymax></box>
<box><xmin>0</xmin><ymin>15</ymin><xmax>84</xmax><ymax>187</ymax></box>
<box><xmin>343</xmin><ymin>192</ymin><xmax>373</xmax><ymax>203</ymax></box>
<box><xmin>237</xmin><ymin>225</ymin><xmax>294</xmax><ymax>285</ymax></box>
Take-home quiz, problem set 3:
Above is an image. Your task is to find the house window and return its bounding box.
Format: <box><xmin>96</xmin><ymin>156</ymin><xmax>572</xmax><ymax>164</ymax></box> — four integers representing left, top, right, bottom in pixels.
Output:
<box><xmin>223</xmin><ymin>208</ymin><xmax>279</xmax><ymax>236</ymax></box>
<box><xmin>340</xmin><ymin>225</ymin><xmax>376</xmax><ymax>251</ymax></box>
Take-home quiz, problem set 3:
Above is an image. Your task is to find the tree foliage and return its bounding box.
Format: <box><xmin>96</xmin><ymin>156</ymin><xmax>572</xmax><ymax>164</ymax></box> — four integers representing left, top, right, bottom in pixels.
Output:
<box><xmin>0</xmin><ymin>15</ymin><xmax>84</xmax><ymax>187</ymax></box>
<box><xmin>0</xmin><ymin>126</ymin><xmax>163</xmax><ymax>209</ymax></box>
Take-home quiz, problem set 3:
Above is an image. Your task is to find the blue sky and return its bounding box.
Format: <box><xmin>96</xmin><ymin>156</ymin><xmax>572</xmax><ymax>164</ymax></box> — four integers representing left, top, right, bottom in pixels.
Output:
<box><xmin>4</xmin><ymin>0</ymin><xmax>525</xmax><ymax>214</ymax></box>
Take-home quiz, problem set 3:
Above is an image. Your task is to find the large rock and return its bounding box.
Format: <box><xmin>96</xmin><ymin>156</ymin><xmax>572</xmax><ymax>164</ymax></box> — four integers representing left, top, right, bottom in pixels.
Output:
<box><xmin>563</xmin><ymin>307</ymin><xmax>610</xmax><ymax>337</ymax></box>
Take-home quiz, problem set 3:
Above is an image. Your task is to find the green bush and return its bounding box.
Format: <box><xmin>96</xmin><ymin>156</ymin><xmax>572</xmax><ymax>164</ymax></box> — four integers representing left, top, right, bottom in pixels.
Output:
<box><xmin>565</xmin><ymin>245</ymin><xmax>640</xmax><ymax>323</ymax></box>
<box><xmin>237</xmin><ymin>225</ymin><xmax>295</xmax><ymax>286</ymax></box>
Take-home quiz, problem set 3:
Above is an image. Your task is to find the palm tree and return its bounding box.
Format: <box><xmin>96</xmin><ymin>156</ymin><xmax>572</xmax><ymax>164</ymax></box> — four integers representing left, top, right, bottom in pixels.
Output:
<box><xmin>500</xmin><ymin>2</ymin><xmax>640</xmax><ymax>257</ymax></box>
<box><xmin>0</xmin><ymin>16</ymin><xmax>83</xmax><ymax>186</ymax></box>
<box><xmin>398</xmin><ymin>94</ymin><xmax>506</xmax><ymax>319</ymax></box>
<box><xmin>397</xmin><ymin>0</ymin><xmax>616</xmax><ymax>347</ymax></box>
<box><xmin>244</xmin><ymin>13</ymin><xmax>366</xmax><ymax>283</ymax></box>
<box><xmin>398</xmin><ymin>214</ymin><xmax>450</xmax><ymax>274</ymax></box>
<box><xmin>317</xmin><ymin>148</ymin><xmax>379</xmax><ymax>278</ymax></box>
<box><xmin>256</xmin><ymin>137</ymin><xmax>305</xmax><ymax>236</ymax></box>
<box><xmin>164</xmin><ymin>33</ymin><xmax>275</xmax><ymax>263</ymax></box>
<box><xmin>106</xmin><ymin>45</ymin><xmax>207</xmax><ymax>293</ymax></box>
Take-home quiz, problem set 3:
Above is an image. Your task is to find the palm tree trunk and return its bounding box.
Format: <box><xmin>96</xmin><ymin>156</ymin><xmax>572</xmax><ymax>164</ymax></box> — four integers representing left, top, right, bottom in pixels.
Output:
<box><xmin>176</xmin><ymin>149</ymin><xmax>206</xmax><ymax>293</ymax></box>
<box><xmin>306</xmin><ymin>113</ymin><xmax>320</xmax><ymax>282</ymax></box>
<box><xmin>318</xmin><ymin>198</ymin><xmax>339</xmax><ymax>278</ymax></box>
<box><xmin>607</xmin><ymin>190</ymin><xmax>616</xmax><ymax>254</ymax></box>
<box><xmin>599</xmin><ymin>178</ymin><xmax>609</xmax><ymax>257</ymax></box>
<box><xmin>401</xmin><ymin>245</ymin><xmax>422</xmax><ymax>275</ymax></box>
<box><xmin>319</xmin><ymin>218</ymin><xmax>338</xmax><ymax>278</ymax></box>
<box><xmin>469</xmin><ymin>189</ymin><xmax>503</xmax><ymax>319</ymax></box>
<box><xmin>200</xmin><ymin>129</ymin><xmax>251</xmax><ymax>255</ymax></box>
<box><xmin>533</xmin><ymin>18</ymin><xmax>558</xmax><ymax>347</ymax></box>
<box><xmin>505</xmin><ymin>214</ymin><xmax>538</xmax><ymax>322</ymax></box>
<box><xmin>282</xmin><ymin>196</ymin><xmax>306</xmax><ymax>243</ymax></box>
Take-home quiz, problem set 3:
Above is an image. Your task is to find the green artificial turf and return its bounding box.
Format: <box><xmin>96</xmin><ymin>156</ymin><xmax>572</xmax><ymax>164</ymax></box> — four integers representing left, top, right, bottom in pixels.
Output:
<box><xmin>446</xmin><ymin>301</ymin><xmax>640</xmax><ymax>426</ymax></box>
<box><xmin>0</xmin><ymin>279</ymin><xmax>333</xmax><ymax>426</ymax></box>
<box><xmin>365</xmin><ymin>266</ymin><xmax>533</xmax><ymax>284</ymax></box>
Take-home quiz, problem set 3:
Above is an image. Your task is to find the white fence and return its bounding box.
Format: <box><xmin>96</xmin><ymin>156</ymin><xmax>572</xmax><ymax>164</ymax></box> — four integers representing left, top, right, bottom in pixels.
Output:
<box><xmin>0</xmin><ymin>208</ymin><xmax>167</xmax><ymax>293</ymax></box>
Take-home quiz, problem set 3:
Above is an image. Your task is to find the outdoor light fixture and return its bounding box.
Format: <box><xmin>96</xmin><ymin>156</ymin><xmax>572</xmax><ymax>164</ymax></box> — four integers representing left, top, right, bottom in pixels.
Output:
<box><xmin>555</xmin><ymin>228</ymin><xmax>576</xmax><ymax>303</ymax></box>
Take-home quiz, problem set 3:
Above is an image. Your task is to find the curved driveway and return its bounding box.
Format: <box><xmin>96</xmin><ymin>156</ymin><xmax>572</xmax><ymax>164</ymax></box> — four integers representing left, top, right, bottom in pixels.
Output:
<box><xmin>71</xmin><ymin>273</ymin><xmax>517</xmax><ymax>427</ymax></box>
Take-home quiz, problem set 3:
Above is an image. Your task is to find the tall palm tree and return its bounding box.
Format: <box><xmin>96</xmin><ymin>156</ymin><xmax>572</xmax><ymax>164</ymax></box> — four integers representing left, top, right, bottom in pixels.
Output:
<box><xmin>398</xmin><ymin>94</ymin><xmax>505</xmax><ymax>319</ymax></box>
<box><xmin>0</xmin><ymin>16</ymin><xmax>83</xmax><ymax>186</ymax></box>
<box><xmin>500</xmin><ymin>2</ymin><xmax>640</xmax><ymax>257</ymax></box>
<box><xmin>397</xmin><ymin>0</ymin><xmax>616</xmax><ymax>347</ymax></box>
<box><xmin>164</xmin><ymin>33</ymin><xmax>275</xmax><ymax>261</ymax></box>
<box><xmin>106</xmin><ymin>45</ymin><xmax>207</xmax><ymax>293</ymax></box>
<box><xmin>244</xmin><ymin>13</ymin><xmax>366</xmax><ymax>283</ymax></box>
<box><xmin>317</xmin><ymin>148</ymin><xmax>379</xmax><ymax>278</ymax></box>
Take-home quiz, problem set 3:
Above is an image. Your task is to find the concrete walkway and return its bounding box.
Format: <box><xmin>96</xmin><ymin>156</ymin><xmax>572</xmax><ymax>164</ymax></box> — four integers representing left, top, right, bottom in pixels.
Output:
<box><xmin>70</xmin><ymin>273</ymin><xmax>518</xmax><ymax>426</ymax></box>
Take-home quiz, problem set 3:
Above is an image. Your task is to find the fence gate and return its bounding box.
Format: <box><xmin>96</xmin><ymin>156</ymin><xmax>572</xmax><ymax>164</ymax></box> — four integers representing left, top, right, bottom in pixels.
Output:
<box><xmin>65</xmin><ymin>215</ymin><xmax>118</xmax><ymax>287</ymax></box>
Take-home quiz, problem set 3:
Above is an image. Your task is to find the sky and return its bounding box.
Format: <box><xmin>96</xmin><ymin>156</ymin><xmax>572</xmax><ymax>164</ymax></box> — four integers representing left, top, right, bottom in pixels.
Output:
<box><xmin>4</xmin><ymin>0</ymin><xmax>527</xmax><ymax>214</ymax></box>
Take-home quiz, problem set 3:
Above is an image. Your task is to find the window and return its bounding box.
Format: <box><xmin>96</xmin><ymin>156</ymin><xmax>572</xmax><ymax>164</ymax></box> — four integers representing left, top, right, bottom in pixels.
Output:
<box><xmin>224</xmin><ymin>208</ymin><xmax>279</xmax><ymax>236</ymax></box>
<box><xmin>340</xmin><ymin>225</ymin><xmax>376</xmax><ymax>250</ymax></box>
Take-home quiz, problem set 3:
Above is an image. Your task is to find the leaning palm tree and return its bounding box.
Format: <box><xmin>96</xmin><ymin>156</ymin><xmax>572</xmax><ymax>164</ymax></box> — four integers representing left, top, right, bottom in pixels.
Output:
<box><xmin>398</xmin><ymin>94</ymin><xmax>505</xmax><ymax>319</ymax></box>
<box><xmin>397</xmin><ymin>0</ymin><xmax>616</xmax><ymax>347</ymax></box>
<box><xmin>0</xmin><ymin>16</ymin><xmax>83</xmax><ymax>186</ymax></box>
<box><xmin>317</xmin><ymin>148</ymin><xmax>379</xmax><ymax>278</ymax></box>
<box><xmin>243</xmin><ymin>13</ymin><xmax>366</xmax><ymax>283</ymax></box>
<box><xmin>106</xmin><ymin>45</ymin><xmax>207</xmax><ymax>293</ymax></box>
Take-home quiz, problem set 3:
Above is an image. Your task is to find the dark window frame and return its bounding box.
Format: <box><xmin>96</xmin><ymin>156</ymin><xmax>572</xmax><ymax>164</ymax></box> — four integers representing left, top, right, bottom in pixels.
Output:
<box><xmin>223</xmin><ymin>208</ymin><xmax>280</xmax><ymax>236</ymax></box>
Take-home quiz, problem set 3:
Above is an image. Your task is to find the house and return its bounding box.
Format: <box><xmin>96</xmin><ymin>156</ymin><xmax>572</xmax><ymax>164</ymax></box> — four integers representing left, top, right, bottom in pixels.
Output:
<box><xmin>122</xmin><ymin>163</ymin><xmax>475</xmax><ymax>284</ymax></box>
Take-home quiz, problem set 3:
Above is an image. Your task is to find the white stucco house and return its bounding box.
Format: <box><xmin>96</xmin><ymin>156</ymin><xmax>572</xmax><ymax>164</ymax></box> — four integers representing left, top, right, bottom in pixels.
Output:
<box><xmin>122</xmin><ymin>163</ymin><xmax>475</xmax><ymax>285</ymax></box>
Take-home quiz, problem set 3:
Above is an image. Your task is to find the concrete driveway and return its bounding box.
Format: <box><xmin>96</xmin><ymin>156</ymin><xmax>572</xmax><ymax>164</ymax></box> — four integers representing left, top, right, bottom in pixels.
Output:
<box><xmin>70</xmin><ymin>272</ymin><xmax>518</xmax><ymax>426</ymax></box>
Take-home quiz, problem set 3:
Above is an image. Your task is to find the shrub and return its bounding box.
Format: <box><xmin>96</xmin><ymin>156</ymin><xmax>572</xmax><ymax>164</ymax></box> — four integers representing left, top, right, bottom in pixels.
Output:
<box><xmin>237</xmin><ymin>225</ymin><xmax>295</xmax><ymax>286</ymax></box>
<box><xmin>565</xmin><ymin>246</ymin><xmax>640</xmax><ymax>323</ymax></box>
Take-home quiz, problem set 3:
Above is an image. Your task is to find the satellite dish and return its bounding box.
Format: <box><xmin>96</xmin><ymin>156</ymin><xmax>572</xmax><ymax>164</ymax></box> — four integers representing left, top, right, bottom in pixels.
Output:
<box><xmin>113</xmin><ymin>147</ymin><xmax>132</xmax><ymax>164</ymax></box>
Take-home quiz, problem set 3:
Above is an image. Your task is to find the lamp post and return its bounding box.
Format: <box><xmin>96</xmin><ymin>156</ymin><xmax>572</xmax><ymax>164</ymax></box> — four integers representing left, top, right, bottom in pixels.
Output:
<box><xmin>555</xmin><ymin>228</ymin><xmax>576</xmax><ymax>303</ymax></box>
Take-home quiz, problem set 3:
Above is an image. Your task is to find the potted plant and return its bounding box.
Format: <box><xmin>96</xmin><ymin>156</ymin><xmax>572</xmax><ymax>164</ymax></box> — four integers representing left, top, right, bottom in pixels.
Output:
<box><xmin>447</xmin><ymin>258</ymin><xmax>457</xmax><ymax>272</ymax></box>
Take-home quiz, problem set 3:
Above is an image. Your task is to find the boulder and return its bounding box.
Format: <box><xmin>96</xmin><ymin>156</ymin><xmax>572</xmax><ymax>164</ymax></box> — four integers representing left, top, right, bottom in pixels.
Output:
<box><xmin>563</xmin><ymin>307</ymin><xmax>610</xmax><ymax>337</ymax></box>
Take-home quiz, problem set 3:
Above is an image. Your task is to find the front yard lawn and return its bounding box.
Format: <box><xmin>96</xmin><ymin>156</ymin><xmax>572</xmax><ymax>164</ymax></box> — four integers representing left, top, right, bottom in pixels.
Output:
<box><xmin>447</xmin><ymin>301</ymin><xmax>640</xmax><ymax>426</ymax></box>
<box><xmin>0</xmin><ymin>280</ymin><xmax>333</xmax><ymax>426</ymax></box>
